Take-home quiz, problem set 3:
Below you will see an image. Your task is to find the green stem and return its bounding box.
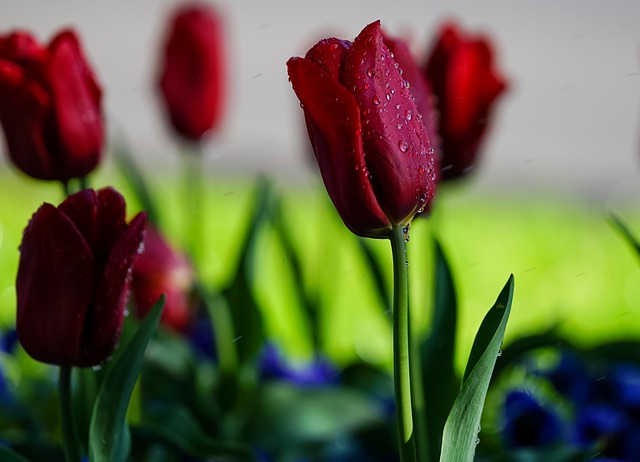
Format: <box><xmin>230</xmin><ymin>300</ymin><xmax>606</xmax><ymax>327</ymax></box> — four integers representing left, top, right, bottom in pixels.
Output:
<box><xmin>59</xmin><ymin>365</ymin><xmax>82</xmax><ymax>462</ymax></box>
<box><xmin>61</xmin><ymin>181</ymin><xmax>71</xmax><ymax>199</ymax></box>
<box><xmin>390</xmin><ymin>225</ymin><xmax>417</xmax><ymax>462</ymax></box>
<box><xmin>183</xmin><ymin>142</ymin><xmax>205</xmax><ymax>269</ymax></box>
<box><xmin>78</xmin><ymin>176</ymin><xmax>89</xmax><ymax>192</ymax></box>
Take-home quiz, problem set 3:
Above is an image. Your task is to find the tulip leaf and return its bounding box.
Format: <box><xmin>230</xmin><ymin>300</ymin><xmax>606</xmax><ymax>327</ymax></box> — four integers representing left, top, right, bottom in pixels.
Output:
<box><xmin>439</xmin><ymin>275</ymin><xmax>514</xmax><ymax>462</ymax></box>
<box><xmin>0</xmin><ymin>444</ymin><xmax>29</xmax><ymax>462</ymax></box>
<box><xmin>420</xmin><ymin>238</ymin><xmax>460</xmax><ymax>462</ymax></box>
<box><xmin>223</xmin><ymin>177</ymin><xmax>273</xmax><ymax>365</ymax></box>
<box><xmin>135</xmin><ymin>406</ymin><xmax>254</xmax><ymax>460</ymax></box>
<box><xmin>357</xmin><ymin>237</ymin><xmax>391</xmax><ymax>315</ymax></box>
<box><xmin>610</xmin><ymin>213</ymin><xmax>640</xmax><ymax>257</ymax></box>
<box><xmin>89</xmin><ymin>296</ymin><xmax>165</xmax><ymax>462</ymax></box>
<box><xmin>112</xmin><ymin>140</ymin><xmax>160</xmax><ymax>226</ymax></box>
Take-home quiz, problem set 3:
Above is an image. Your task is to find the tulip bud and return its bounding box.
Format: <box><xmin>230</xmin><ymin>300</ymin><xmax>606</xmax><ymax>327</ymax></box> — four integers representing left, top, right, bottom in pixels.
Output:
<box><xmin>423</xmin><ymin>22</ymin><xmax>508</xmax><ymax>180</ymax></box>
<box><xmin>0</xmin><ymin>29</ymin><xmax>104</xmax><ymax>182</ymax></box>
<box><xmin>131</xmin><ymin>227</ymin><xmax>195</xmax><ymax>332</ymax></box>
<box><xmin>157</xmin><ymin>2</ymin><xmax>226</xmax><ymax>141</ymax></box>
<box><xmin>16</xmin><ymin>188</ymin><xmax>147</xmax><ymax>367</ymax></box>
<box><xmin>287</xmin><ymin>21</ymin><xmax>437</xmax><ymax>238</ymax></box>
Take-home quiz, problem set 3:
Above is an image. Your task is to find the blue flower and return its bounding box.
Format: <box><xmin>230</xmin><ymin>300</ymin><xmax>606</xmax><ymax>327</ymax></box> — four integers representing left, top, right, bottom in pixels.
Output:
<box><xmin>535</xmin><ymin>350</ymin><xmax>591</xmax><ymax>405</ymax></box>
<box><xmin>1</xmin><ymin>328</ymin><xmax>17</xmax><ymax>354</ymax></box>
<box><xmin>502</xmin><ymin>390</ymin><xmax>564</xmax><ymax>448</ymax></box>
<box><xmin>258</xmin><ymin>343</ymin><xmax>338</xmax><ymax>387</ymax></box>
<box><xmin>572</xmin><ymin>405</ymin><xmax>627</xmax><ymax>455</ymax></box>
<box><xmin>609</xmin><ymin>362</ymin><xmax>640</xmax><ymax>410</ymax></box>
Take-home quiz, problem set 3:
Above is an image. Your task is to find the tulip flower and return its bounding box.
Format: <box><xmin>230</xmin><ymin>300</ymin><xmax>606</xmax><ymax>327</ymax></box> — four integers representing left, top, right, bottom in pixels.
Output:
<box><xmin>16</xmin><ymin>188</ymin><xmax>147</xmax><ymax>367</ymax></box>
<box><xmin>287</xmin><ymin>20</ymin><xmax>438</xmax><ymax>239</ymax></box>
<box><xmin>157</xmin><ymin>2</ymin><xmax>226</xmax><ymax>141</ymax></box>
<box><xmin>131</xmin><ymin>227</ymin><xmax>195</xmax><ymax>332</ymax></box>
<box><xmin>0</xmin><ymin>29</ymin><xmax>104</xmax><ymax>182</ymax></box>
<box><xmin>423</xmin><ymin>22</ymin><xmax>507</xmax><ymax>180</ymax></box>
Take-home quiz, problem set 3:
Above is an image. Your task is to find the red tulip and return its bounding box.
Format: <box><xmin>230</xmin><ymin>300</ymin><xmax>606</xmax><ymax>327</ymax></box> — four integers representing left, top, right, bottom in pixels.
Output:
<box><xmin>287</xmin><ymin>21</ymin><xmax>438</xmax><ymax>238</ymax></box>
<box><xmin>131</xmin><ymin>227</ymin><xmax>195</xmax><ymax>332</ymax></box>
<box><xmin>158</xmin><ymin>2</ymin><xmax>226</xmax><ymax>141</ymax></box>
<box><xmin>16</xmin><ymin>188</ymin><xmax>147</xmax><ymax>367</ymax></box>
<box><xmin>423</xmin><ymin>22</ymin><xmax>508</xmax><ymax>180</ymax></box>
<box><xmin>0</xmin><ymin>29</ymin><xmax>104</xmax><ymax>182</ymax></box>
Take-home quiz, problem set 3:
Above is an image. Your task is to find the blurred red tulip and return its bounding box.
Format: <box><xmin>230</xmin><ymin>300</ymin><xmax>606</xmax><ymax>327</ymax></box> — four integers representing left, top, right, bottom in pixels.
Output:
<box><xmin>158</xmin><ymin>2</ymin><xmax>226</xmax><ymax>142</ymax></box>
<box><xmin>0</xmin><ymin>29</ymin><xmax>104</xmax><ymax>182</ymax></box>
<box><xmin>16</xmin><ymin>188</ymin><xmax>147</xmax><ymax>367</ymax></box>
<box><xmin>287</xmin><ymin>21</ymin><xmax>438</xmax><ymax>238</ymax></box>
<box><xmin>131</xmin><ymin>227</ymin><xmax>195</xmax><ymax>332</ymax></box>
<box><xmin>423</xmin><ymin>21</ymin><xmax>508</xmax><ymax>180</ymax></box>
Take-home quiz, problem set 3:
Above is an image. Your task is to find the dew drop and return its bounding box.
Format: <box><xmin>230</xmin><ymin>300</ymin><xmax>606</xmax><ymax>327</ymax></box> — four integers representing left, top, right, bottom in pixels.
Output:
<box><xmin>367</xmin><ymin>67</ymin><xmax>375</xmax><ymax>77</ymax></box>
<box><xmin>397</xmin><ymin>123</ymin><xmax>403</xmax><ymax>130</ymax></box>
<box><xmin>405</xmin><ymin>109</ymin><xmax>413</xmax><ymax>121</ymax></box>
<box><xmin>385</xmin><ymin>93</ymin><xmax>391</xmax><ymax>101</ymax></box>
<box><xmin>355</xmin><ymin>128</ymin><xmax>362</xmax><ymax>136</ymax></box>
<box><xmin>372</xmin><ymin>96</ymin><xmax>380</xmax><ymax>105</ymax></box>
<box><xmin>395</xmin><ymin>104</ymin><xmax>401</xmax><ymax>110</ymax></box>
<box><xmin>329</xmin><ymin>43</ymin><xmax>339</xmax><ymax>51</ymax></box>
<box><xmin>398</xmin><ymin>140</ymin><xmax>408</xmax><ymax>153</ymax></box>
<box><xmin>364</xmin><ymin>83</ymin><xmax>370</xmax><ymax>90</ymax></box>
<box><xmin>92</xmin><ymin>364</ymin><xmax>102</xmax><ymax>372</ymax></box>
<box><xmin>497</xmin><ymin>349</ymin><xmax>503</xmax><ymax>357</ymax></box>
<box><xmin>418</xmin><ymin>165</ymin><xmax>425</xmax><ymax>174</ymax></box>
<box><xmin>428</xmin><ymin>147</ymin><xmax>435</xmax><ymax>155</ymax></box>
<box><xmin>475</xmin><ymin>438</ymin><xmax>480</xmax><ymax>446</ymax></box>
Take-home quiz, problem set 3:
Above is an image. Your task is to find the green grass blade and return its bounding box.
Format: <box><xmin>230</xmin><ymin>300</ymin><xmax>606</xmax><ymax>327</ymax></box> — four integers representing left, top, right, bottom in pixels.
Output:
<box><xmin>440</xmin><ymin>276</ymin><xmax>514</xmax><ymax>462</ymax></box>
<box><xmin>610</xmin><ymin>213</ymin><xmax>640</xmax><ymax>257</ymax></box>
<box><xmin>89</xmin><ymin>296</ymin><xmax>165</xmax><ymax>462</ymax></box>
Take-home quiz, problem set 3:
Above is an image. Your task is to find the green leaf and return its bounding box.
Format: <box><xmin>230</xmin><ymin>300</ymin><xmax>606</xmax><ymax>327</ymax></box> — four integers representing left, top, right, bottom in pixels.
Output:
<box><xmin>112</xmin><ymin>140</ymin><xmax>160</xmax><ymax>226</ymax></box>
<box><xmin>610</xmin><ymin>213</ymin><xmax>640</xmax><ymax>257</ymax></box>
<box><xmin>223</xmin><ymin>177</ymin><xmax>273</xmax><ymax>365</ymax></box>
<box><xmin>420</xmin><ymin>239</ymin><xmax>460</xmax><ymax>462</ymax></box>
<box><xmin>136</xmin><ymin>406</ymin><xmax>254</xmax><ymax>460</ymax></box>
<box><xmin>89</xmin><ymin>296</ymin><xmax>165</xmax><ymax>462</ymax></box>
<box><xmin>243</xmin><ymin>382</ymin><xmax>385</xmax><ymax>455</ymax></box>
<box><xmin>439</xmin><ymin>275</ymin><xmax>514</xmax><ymax>462</ymax></box>
<box><xmin>0</xmin><ymin>444</ymin><xmax>30</xmax><ymax>462</ymax></box>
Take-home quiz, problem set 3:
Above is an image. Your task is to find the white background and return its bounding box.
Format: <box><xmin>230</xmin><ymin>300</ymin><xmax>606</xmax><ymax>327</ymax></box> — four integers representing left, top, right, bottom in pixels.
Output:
<box><xmin>1</xmin><ymin>0</ymin><xmax>640</xmax><ymax>201</ymax></box>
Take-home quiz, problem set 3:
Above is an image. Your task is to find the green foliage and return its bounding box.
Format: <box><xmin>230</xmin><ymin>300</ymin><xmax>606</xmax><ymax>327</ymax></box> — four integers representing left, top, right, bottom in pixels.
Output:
<box><xmin>440</xmin><ymin>276</ymin><xmax>514</xmax><ymax>462</ymax></box>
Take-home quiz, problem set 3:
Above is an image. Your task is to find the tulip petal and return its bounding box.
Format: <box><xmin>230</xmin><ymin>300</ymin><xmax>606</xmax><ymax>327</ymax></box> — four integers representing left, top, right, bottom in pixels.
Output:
<box><xmin>0</xmin><ymin>59</ymin><xmax>56</xmax><ymax>179</ymax></box>
<box><xmin>81</xmin><ymin>212</ymin><xmax>147</xmax><ymax>366</ymax></box>
<box><xmin>341</xmin><ymin>21</ymin><xmax>436</xmax><ymax>224</ymax></box>
<box><xmin>287</xmin><ymin>57</ymin><xmax>390</xmax><ymax>237</ymax></box>
<box><xmin>305</xmin><ymin>38</ymin><xmax>350</xmax><ymax>81</ymax></box>
<box><xmin>16</xmin><ymin>203</ymin><xmax>95</xmax><ymax>366</ymax></box>
<box><xmin>47</xmin><ymin>30</ymin><xmax>103</xmax><ymax>180</ymax></box>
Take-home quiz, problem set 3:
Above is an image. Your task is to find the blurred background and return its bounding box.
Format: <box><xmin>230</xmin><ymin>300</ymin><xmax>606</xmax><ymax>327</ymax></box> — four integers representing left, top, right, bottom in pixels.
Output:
<box><xmin>1</xmin><ymin>0</ymin><xmax>640</xmax><ymax>201</ymax></box>
<box><xmin>2</xmin><ymin>0</ymin><xmax>640</xmax><ymax>366</ymax></box>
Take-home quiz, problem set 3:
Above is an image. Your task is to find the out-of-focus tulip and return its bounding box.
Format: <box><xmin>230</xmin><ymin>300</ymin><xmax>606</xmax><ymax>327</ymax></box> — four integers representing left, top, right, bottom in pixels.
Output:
<box><xmin>0</xmin><ymin>29</ymin><xmax>104</xmax><ymax>182</ymax></box>
<box><xmin>423</xmin><ymin>22</ymin><xmax>507</xmax><ymax>180</ymax></box>
<box><xmin>16</xmin><ymin>188</ymin><xmax>146</xmax><ymax>367</ymax></box>
<box><xmin>131</xmin><ymin>227</ymin><xmax>195</xmax><ymax>332</ymax></box>
<box><xmin>157</xmin><ymin>2</ymin><xmax>226</xmax><ymax>141</ymax></box>
<box><xmin>287</xmin><ymin>21</ymin><xmax>437</xmax><ymax>238</ymax></box>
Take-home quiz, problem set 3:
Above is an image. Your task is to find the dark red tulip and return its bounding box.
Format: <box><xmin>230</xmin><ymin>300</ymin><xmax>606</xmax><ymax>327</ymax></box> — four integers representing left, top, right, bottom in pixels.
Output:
<box><xmin>16</xmin><ymin>188</ymin><xmax>147</xmax><ymax>367</ymax></box>
<box><xmin>423</xmin><ymin>22</ymin><xmax>507</xmax><ymax>180</ymax></box>
<box><xmin>287</xmin><ymin>21</ymin><xmax>437</xmax><ymax>238</ymax></box>
<box><xmin>0</xmin><ymin>29</ymin><xmax>104</xmax><ymax>182</ymax></box>
<box><xmin>131</xmin><ymin>227</ymin><xmax>195</xmax><ymax>332</ymax></box>
<box><xmin>158</xmin><ymin>2</ymin><xmax>226</xmax><ymax>141</ymax></box>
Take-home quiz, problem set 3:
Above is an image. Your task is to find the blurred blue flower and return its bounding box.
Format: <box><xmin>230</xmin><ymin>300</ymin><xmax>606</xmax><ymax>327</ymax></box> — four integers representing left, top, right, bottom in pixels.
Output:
<box><xmin>535</xmin><ymin>350</ymin><xmax>591</xmax><ymax>405</ymax></box>
<box><xmin>609</xmin><ymin>362</ymin><xmax>640</xmax><ymax>410</ymax></box>
<box><xmin>572</xmin><ymin>405</ymin><xmax>627</xmax><ymax>455</ymax></box>
<box><xmin>185</xmin><ymin>310</ymin><xmax>217</xmax><ymax>361</ymax></box>
<box><xmin>258</xmin><ymin>343</ymin><xmax>338</xmax><ymax>387</ymax></box>
<box><xmin>502</xmin><ymin>390</ymin><xmax>564</xmax><ymax>448</ymax></box>
<box><xmin>1</xmin><ymin>328</ymin><xmax>17</xmax><ymax>354</ymax></box>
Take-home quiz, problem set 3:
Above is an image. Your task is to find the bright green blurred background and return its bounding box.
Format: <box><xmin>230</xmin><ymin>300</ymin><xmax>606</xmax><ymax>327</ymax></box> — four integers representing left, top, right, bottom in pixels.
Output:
<box><xmin>1</xmin><ymin>161</ymin><xmax>640</xmax><ymax>374</ymax></box>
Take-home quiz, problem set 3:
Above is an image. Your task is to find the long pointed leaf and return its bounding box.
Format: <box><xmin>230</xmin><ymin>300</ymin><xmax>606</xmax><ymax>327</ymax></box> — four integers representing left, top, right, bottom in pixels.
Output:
<box><xmin>610</xmin><ymin>213</ymin><xmax>640</xmax><ymax>257</ymax></box>
<box><xmin>440</xmin><ymin>276</ymin><xmax>514</xmax><ymax>462</ymax></box>
<box><xmin>420</xmin><ymin>239</ymin><xmax>460</xmax><ymax>462</ymax></box>
<box><xmin>89</xmin><ymin>297</ymin><xmax>165</xmax><ymax>462</ymax></box>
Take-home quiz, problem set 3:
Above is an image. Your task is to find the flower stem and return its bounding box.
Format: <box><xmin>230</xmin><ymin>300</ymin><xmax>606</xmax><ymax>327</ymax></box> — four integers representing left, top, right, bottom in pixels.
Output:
<box><xmin>59</xmin><ymin>365</ymin><xmax>82</xmax><ymax>462</ymax></box>
<box><xmin>183</xmin><ymin>142</ymin><xmax>205</xmax><ymax>269</ymax></box>
<box><xmin>390</xmin><ymin>225</ymin><xmax>417</xmax><ymax>462</ymax></box>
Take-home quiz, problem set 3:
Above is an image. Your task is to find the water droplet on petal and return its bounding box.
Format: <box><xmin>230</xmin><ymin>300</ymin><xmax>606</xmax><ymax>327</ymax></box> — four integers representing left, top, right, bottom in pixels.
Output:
<box><xmin>385</xmin><ymin>93</ymin><xmax>391</xmax><ymax>101</ymax></box>
<box><xmin>372</xmin><ymin>96</ymin><xmax>380</xmax><ymax>105</ymax></box>
<box><xmin>398</xmin><ymin>140</ymin><xmax>408</xmax><ymax>153</ymax></box>
<box><xmin>428</xmin><ymin>147</ymin><xmax>435</xmax><ymax>155</ymax></box>
<box><xmin>367</xmin><ymin>67</ymin><xmax>375</xmax><ymax>77</ymax></box>
<box><xmin>405</xmin><ymin>110</ymin><xmax>412</xmax><ymax>121</ymax></box>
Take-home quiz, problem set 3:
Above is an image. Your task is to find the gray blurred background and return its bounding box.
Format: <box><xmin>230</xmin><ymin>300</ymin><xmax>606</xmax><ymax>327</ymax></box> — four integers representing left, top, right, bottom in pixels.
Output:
<box><xmin>1</xmin><ymin>0</ymin><xmax>640</xmax><ymax>202</ymax></box>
